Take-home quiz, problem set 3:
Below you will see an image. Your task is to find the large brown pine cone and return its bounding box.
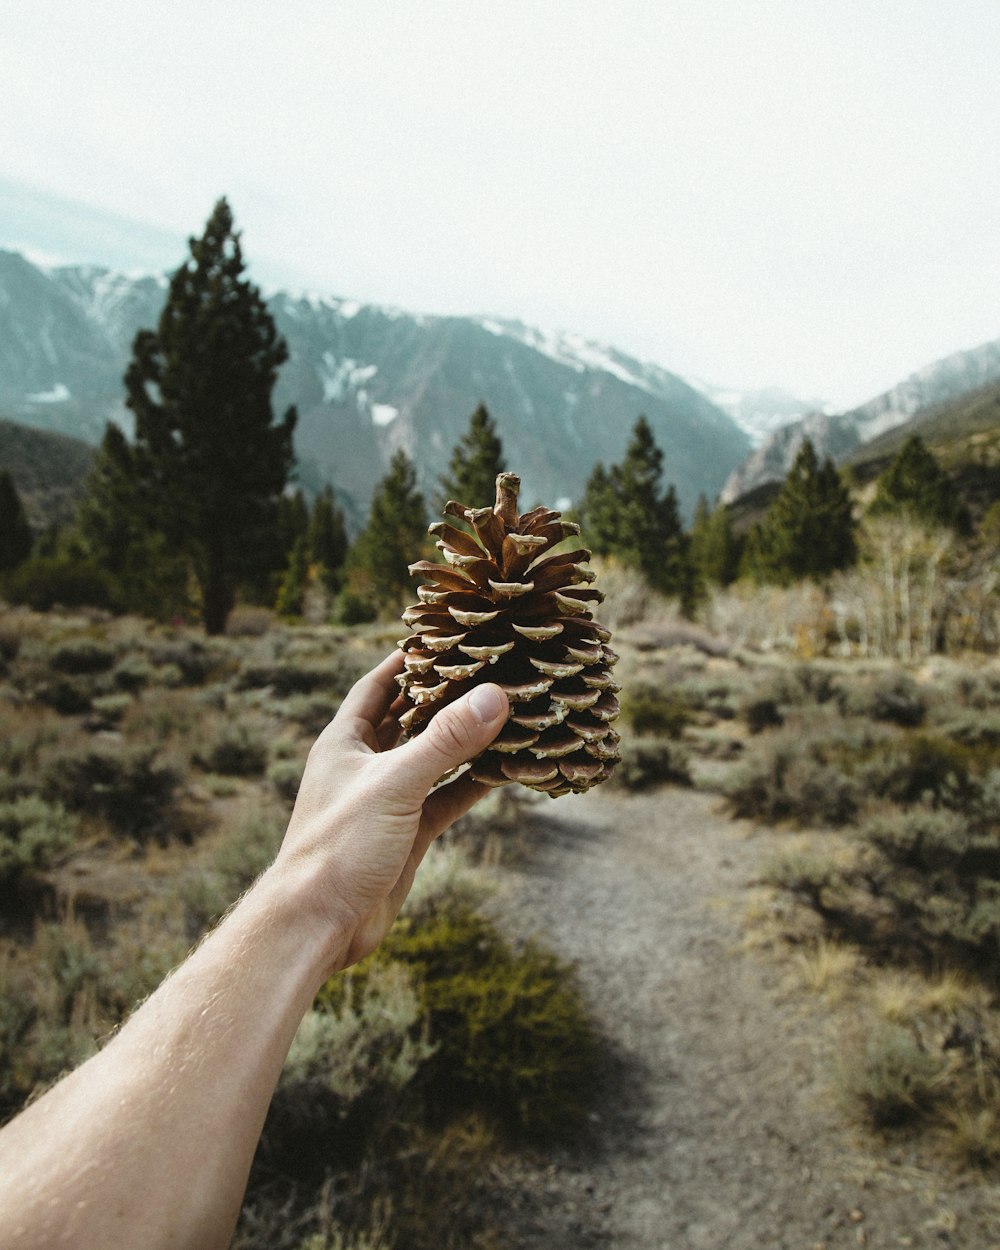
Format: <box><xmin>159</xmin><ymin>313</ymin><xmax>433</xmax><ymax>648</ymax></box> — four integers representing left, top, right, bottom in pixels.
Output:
<box><xmin>397</xmin><ymin>472</ymin><xmax>620</xmax><ymax>797</ymax></box>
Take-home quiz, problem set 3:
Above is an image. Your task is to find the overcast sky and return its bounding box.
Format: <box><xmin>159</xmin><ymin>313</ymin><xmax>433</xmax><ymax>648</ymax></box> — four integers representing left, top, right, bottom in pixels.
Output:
<box><xmin>3</xmin><ymin>0</ymin><xmax>999</xmax><ymax>409</ymax></box>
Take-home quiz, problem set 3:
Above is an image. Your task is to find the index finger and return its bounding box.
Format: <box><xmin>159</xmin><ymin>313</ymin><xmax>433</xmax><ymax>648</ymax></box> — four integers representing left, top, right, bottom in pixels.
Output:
<box><xmin>335</xmin><ymin>651</ymin><xmax>405</xmax><ymax>730</ymax></box>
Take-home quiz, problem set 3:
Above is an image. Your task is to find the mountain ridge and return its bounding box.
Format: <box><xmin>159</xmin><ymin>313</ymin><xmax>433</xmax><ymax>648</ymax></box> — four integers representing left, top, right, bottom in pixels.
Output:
<box><xmin>0</xmin><ymin>250</ymin><xmax>751</xmax><ymax>523</ymax></box>
<box><xmin>720</xmin><ymin>335</ymin><xmax>1000</xmax><ymax>503</ymax></box>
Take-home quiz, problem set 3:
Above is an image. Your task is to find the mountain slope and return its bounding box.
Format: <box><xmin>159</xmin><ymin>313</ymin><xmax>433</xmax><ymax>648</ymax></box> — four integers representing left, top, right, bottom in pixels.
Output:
<box><xmin>0</xmin><ymin>417</ymin><xmax>95</xmax><ymax>531</ymax></box>
<box><xmin>0</xmin><ymin>251</ymin><xmax>750</xmax><ymax>522</ymax></box>
<box><xmin>846</xmin><ymin>378</ymin><xmax>1000</xmax><ymax>525</ymax></box>
<box><xmin>720</xmin><ymin>336</ymin><xmax>1000</xmax><ymax>503</ymax></box>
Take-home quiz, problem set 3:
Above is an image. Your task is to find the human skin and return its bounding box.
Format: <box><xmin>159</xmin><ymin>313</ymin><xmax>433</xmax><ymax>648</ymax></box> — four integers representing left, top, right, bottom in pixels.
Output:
<box><xmin>0</xmin><ymin>652</ymin><xmax>509</xmax><ymax>1250</ymax></box>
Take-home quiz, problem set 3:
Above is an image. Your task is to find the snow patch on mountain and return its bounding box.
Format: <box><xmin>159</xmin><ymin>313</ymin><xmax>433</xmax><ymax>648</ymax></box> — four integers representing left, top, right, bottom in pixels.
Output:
<box><xmin>27</xmin><ymin>383</ymin><xmax>71</xmax><ymax>404</ymax></box>
<box><xmin>318</xmin><ymin>355</ymin><xmax>378</xmax><ymax>403</ymax></box>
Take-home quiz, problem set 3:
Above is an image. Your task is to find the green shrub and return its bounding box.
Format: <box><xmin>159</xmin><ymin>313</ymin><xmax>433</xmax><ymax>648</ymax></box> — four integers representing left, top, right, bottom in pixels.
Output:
<box><xmin>612</xmin><ymin>737</ymin><xmax>692</xmax><ymax>791</ymax></box>
<box><xmin>761</xmin><ymin>850</ymin><xmax>847</xmax><ymax>917</ymax></box>
<box><xmin>838</xmin><ymin>1022</ymin><xmax>944</xmax><ymax>1128</ymax></box>
<box><xmin>274</xmin><ymin>693</ymin><xmax>338</xmax><ymax>736</ymax></box>
<box><xmin>31</xmin><ymin>675</ymin><xmax>94</xmax><ymax>716</ymax></box>
<box><xmin>859</xmin><ymin>734</ymin><xmax>975</xmax><ymax>807</ymax></box>
<box><xmin>148</xmin><ymin>640</ymin><xmax>225</xmax><ymax>686</ymax></box>
<box><xmin>111</xmin><ymin>656</ymin><xmax>157</xmax><ymax>693</ymax></box>
<box><xmin>50</xmin><ymin>641</ymin><xmax>116</xmax><ymax>676</ymax></box>
<box><xmin>3</xmin><ymin>556</ymin><xmax>120</xmax><ymax>613</ymax></box>
<box><xmin>851</xmin><ymin>790</ymin><xmax>1000</xmax><ymax>969</ymax></box>
<box><xmin>267</xmin><ymin>759</ymin><xmax>302</xmax><ymax>802</ymax></box>
<box><xmin>43</xmin><ymin>745</ymin><xmax>183</xmax><ymax>842</ymax></box>
<box><xmin>87</xmin><ymin>693</ymin><xmax>133</xmax><ymax>728</ymax></box>
<box><xmin>742</xmin><ymin>697</ymin><xmax>784</xmax><ymax>735</ymax></box>
<box><xmin>0</xmin><ymin>796</ymin><xmax>78</xmax><ymax>889</ymax></box>
<box><xmin>195</xmin><ymin>724</ymin><xmax>269</xmax><ymax>777</ymax></box>
<box><xmin>868</xmin><ymin>675</ymin><xmax>927</xmax><ymax>728</ymax></box>
<box><xmin>724</xmin><ymin>731</ymin><xmax>861</xmax><ymax>827</ymax></box>
<box><xmin>318</xmin><ymin>903</ymin><xmax>598</xmax><ymax>1139</ymax></box>
<box><xmin>332</xmin><ymin>592</ymin><xmax>377</xmax><ymax>626</ymax></box>
<box><xmin>620</xmin><ymin>684</ymin><xmax>689</xmax><ymax>738</ymax></box>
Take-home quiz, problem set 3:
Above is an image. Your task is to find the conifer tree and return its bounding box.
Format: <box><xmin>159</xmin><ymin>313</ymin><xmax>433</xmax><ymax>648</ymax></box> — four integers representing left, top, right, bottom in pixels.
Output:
<box><xmin>275</xmin><ymin>533</ymin><xmax>310</xmax><ymax>618</ymax></box>
<box><xmin>578</xmin><ymin>462</ymin><xmax>619</xmax><ymax>555</ymax></box>
<box><xmin>76</xmin><ymin>424</ymin><xmax>189</xmax><ymax>618</ymax></box>
<box><xmin>308</xmin><ymin>486</ymin><xmax>348</xmax><ymax>591</ymax></box>
<box><xmin>348</xmin><ymin>450</ymin><xmax>427</xmax><ymax>610</ymax></box>
<box><xmin>276</xmin><ymin>490</ymin><xmax>310</xmax><ymax>565</ymax></box>
<box><xmin>579</xmin><ymin>417</ymin><xmax>690</xmax><ymax>597</ymax></box>
<box><xmin>869</xmin><ymin>434</ymin><xmax>970</xmax><ymax>533</ymax></box>
<box><xmin>439</xmin><ymin>404</ymin><xmax>505</xmax><ymax>509</ymax></box>
<box><xmin>124</xmin><ymin>198</ymin><xmax>296</xmax><ymax>634</ymax></box>
<box><xmin>742</xmin><ymin>439</ymin><xmax>856</xmax><ymax>584</ymax></box>
<box><xmin>690</xmin><ymin>495</ymin><xmax>739</xmax><ymax>587</ymax></box>
<box><xmin>0</xmin><ymin>472</ymin><xmax>33</xmax><ymax>572</ymax></box>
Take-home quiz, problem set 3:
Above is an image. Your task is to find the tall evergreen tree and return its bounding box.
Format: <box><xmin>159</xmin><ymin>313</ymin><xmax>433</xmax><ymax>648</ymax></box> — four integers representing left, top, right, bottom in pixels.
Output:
<box><xmin>578</xmin><ymin>462</ymin><xmax>619</xmax><ymax>555</ymax></box>
<box><xmin>439</xmin><ymin>404</ymin><xmax>505</xmax><ymax>508</ymax></box>
<box><xmin>308</xmin><ymin>486</ymin><xmax>348</xmax><ymax>591</ymax></box>
<box><xmin>348</xmin><ymin>450</ymin><xmax>427</xmax><ymax>609</ymax></box>
<box><xmin>124</xmin><ymin>198</ymin><xmax>297</xmax><ymax>634</ymax></box>
<box><xmin>689</xmin><ymin>495</ymin><xmax>739</xmax><ymax>587</ymax></box>
<box><xmin>742</xmin><ymin>439</ymin><xmax>857</xmax><ymax>584</ymax></box>
<box><xmin>77</xmin><ymin>424</ymin><xmax>189</xmax><ymax>618</ymax></box>
<box><xmin>579</xmin><ymin>417</ymin><xmax>690</xmax><ymax>597</ymax></box>
<box><xmin>275</xmin><ymin>533</ymin><xmax>310</xmax><ymax>618</ymax></box>
<box><xmin>0</xmin><ymin>472</ymin><xmax>33</xmax><ymax>572</ymax></box>
<box><xmin>869</xmin><ymin>434</ymin><xmax>970</xmax><ymax>533</ymax></box>
<box><xmin>276</xmin><ymin>490</ymin><xmax>310</xmax><ymax>563</ymax></box>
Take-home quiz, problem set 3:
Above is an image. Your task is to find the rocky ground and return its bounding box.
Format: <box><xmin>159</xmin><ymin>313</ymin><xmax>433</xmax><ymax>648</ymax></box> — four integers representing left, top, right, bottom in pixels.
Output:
<box><xmin>486</xmin><ymin>785</ymin><xmax>1000</xmax><ymax>1250</ymax></box>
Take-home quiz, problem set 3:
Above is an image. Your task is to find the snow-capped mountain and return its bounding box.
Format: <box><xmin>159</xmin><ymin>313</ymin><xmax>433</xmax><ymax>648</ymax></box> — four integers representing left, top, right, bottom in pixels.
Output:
<box><xmin>0</xmin><ymin>250</ymin><xmax>751</xmax><ymax>522</ymax></box>
<box><xmin>687</xmin><ymin>381</ymin><xmax>830</xmax><ymax>447</ymax></box>
<box><xmin>720</xmin><ymin>337</ymin><xmax>1000</xmax><ymax>503</ymax></box>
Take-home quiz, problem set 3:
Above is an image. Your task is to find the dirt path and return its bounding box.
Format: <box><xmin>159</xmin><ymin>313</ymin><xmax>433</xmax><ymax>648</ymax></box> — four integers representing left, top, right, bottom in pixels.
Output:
<box><xmin>489</xmin><ymin>786</ymin><xmax>1000</xmax><ymax>1250</ymax></box>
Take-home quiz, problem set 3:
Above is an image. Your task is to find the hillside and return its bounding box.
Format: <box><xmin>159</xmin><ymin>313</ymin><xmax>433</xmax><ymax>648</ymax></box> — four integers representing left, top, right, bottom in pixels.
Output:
<box><xmin>846</xmin><ymin>378</ymin><xmax>1000</xmax><ymax>526</ymax></box>
<box><xmin>721</xmin><ymin>335</ymin><xmax>1000</xmax><ymax>503</ymax></box>
<box><xmin>0</xmin><ymin>251</ymin><xmax>751</xmax><ymax>523</ymax></box>
<box><xmin>0</xmin><ymin>417</ymin><xmax>95</xmax><ymax>530</ymax></box>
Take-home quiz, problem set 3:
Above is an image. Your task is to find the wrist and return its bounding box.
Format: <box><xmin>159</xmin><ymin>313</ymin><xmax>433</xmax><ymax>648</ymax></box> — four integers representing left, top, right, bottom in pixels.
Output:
<box><xmin>249</xmin><ymin>855</ymin><xmax>356</xmax><ymax>989</ymax></box>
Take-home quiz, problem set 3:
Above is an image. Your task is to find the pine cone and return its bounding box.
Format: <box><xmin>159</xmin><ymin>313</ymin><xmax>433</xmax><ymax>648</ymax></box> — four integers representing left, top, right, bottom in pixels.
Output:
<box><xmin>397</xmin><ymin>472</ymin><xmax>620</xmax><ymax>797</ymax></box>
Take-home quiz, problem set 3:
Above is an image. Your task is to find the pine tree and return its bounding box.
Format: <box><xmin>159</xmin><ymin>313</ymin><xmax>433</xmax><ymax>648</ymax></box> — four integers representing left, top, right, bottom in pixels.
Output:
<box><xmin>348</xmin><ymin>450</ymin><xmax>428</xmax><ymax>610</ymax></box>
<box><xmin>124</xmin><ymin>198</ymin><xmax>296</xmax><ymax>634</ymax></box>
<box><xmin>276</xmin><ymin>490</ymin><xmax>310</xmax><ymax>565</ymax></box>
<box><xmin>869</xmin><ymin>434</ymin><xmax>970</xmax><ymax>533</ymax></box>
<box><xmin>275</xmin><ymin>533</ymin><xmax>310</xmax><ymax>618</ymax></box>
<box><xmin>0</xmin><ymin>472</ymin><xmax>33</xmax><ymax>572</ymax></box>
<box><xmin>742</xmin><ymin>439</ymin><xmax>857</xmax><ymax>584</ymax></box>
<box><xmin>690</xmin><ymin>496</ymin><xmax>739</xmax><ymax>587</ymax></box>
<box><xmin>579</xmin><ymin>417</ymin><xmax>690</xmax><ymax>597</ymax></box>
<box><xmin>439</xmin><ymin>404</ymin><xmax>505</xmax><ymax>509</ymax></box>
<box><xmin>578</xmin><ymin>462</ymin><xmax>619</xmax><ymax>555</ymax></box>
<box><xmin>308</xmin><ymin>486</ymin><xmax>348</xmax><ymax>591</ymax></box>
<box><xmin>76</xmin><ymin>424</ymin><xmax>189</xmax><ymax>618</ymax></box>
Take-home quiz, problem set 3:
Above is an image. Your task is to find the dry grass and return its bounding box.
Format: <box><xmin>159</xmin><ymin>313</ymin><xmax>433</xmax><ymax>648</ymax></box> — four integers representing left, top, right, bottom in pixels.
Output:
<box><xmin>793</xmin><ymin>938</ymin><xmax>862</xmax><ymax>1000</ymax></box>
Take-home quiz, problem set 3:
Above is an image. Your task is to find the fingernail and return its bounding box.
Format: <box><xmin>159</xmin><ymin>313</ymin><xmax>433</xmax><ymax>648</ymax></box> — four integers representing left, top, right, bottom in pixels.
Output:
<box><xmin>468</xmin><ymin>683</ymin><xmax>505</xmax><ymax>724</ymax></box>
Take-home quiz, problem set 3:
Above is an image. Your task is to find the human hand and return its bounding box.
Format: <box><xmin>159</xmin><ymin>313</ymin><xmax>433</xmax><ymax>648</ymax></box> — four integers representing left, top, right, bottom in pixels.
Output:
<box><xmin>274</xmin><ymin>651</ymin><xmax>509</xmax><ymax>973</ymax></box>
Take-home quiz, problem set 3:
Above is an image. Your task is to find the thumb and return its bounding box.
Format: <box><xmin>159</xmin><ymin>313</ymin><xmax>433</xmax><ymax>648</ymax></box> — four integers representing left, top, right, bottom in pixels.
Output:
<box><xmin>390</xmin><ymin>683</ymin><xmax>509</xmax><ymax>798</ymax></box>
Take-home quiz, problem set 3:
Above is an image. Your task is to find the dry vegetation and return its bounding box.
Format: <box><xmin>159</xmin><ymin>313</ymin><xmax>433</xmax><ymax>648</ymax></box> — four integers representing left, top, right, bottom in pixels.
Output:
<box><xmin>0</xmin><ymin>605</ymin><xmax>604</xmax><ymax>1249</ymax></box>
<box><xmin>1</xmin><ymin>572</ymin><xmax>999</xmax><ymax>1243</ymax></box>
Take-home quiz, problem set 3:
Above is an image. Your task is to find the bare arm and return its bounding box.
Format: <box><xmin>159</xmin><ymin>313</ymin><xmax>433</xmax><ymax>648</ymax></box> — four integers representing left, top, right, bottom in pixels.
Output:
<box><xmin>0</xmin><ymin>653</ymin><xmax>508</xmax><ymax>1250</ymax></box>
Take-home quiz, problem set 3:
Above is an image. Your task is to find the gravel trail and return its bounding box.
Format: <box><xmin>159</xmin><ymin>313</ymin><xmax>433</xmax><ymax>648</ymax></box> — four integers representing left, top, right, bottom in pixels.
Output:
<box><xmin>489</xmin><ymin>786</ymin><xmax>1000</xmax><ymax>1250</ymax></box>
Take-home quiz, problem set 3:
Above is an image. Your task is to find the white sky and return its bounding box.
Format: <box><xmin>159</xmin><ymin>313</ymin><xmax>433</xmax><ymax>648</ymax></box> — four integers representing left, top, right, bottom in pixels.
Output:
<box><xmin>3</xmin><ymin>0</ymin><xmax>999</xmax><ymax>409</ymax></box>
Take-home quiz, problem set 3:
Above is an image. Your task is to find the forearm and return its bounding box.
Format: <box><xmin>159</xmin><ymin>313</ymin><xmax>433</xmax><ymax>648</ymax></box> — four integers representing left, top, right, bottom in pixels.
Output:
<box><xmin>0</xmin><ymin>656</ymin><xmax>507</xmax><ymax>1250</ymax></box>
<box><xmin>0</xmin><ymin>862</ymin><xmax>341</xmax><ymax>1250</ymax></box>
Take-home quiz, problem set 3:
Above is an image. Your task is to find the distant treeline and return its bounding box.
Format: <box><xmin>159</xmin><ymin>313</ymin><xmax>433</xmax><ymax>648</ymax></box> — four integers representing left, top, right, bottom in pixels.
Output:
<box><xmin>1</xmin><ymin>200</ymin><xmax>996</xmax><ymax>640</ymax></box>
